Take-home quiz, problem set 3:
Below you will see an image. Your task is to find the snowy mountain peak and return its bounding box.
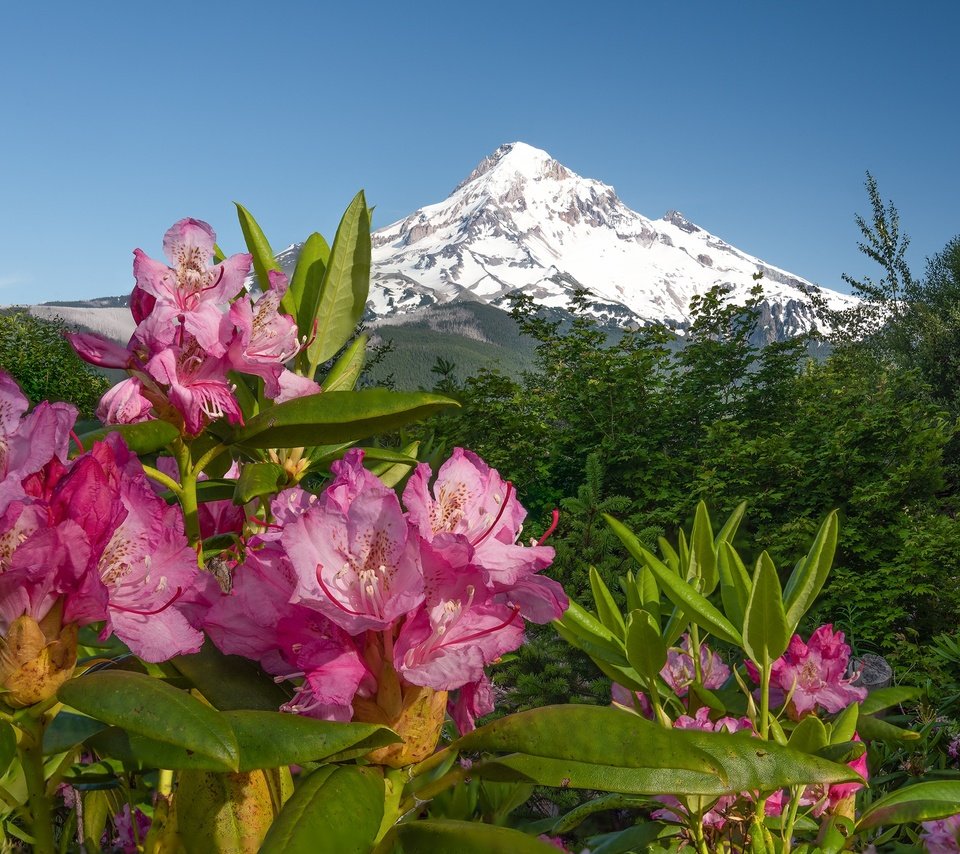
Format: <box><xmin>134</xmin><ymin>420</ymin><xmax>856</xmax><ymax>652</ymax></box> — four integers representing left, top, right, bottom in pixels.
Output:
<box><xmin>453</xmin><ymin>142</ymin><xmax>571</xmax><ymax>193</ymax></box>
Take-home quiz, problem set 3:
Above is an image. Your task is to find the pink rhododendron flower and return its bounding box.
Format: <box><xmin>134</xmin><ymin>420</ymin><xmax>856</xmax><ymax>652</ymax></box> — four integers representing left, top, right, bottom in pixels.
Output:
<box><xmin>750</xmin><ymin>624</ymin><xmax>867</xmax><ymax>718</ymax></box>
<box><xmin>800</xmin><ymin>733</ymin><xmax>868</xmax><ymax>817</ymax></box>
<box><xmin>132</xmin><ymin>218</ymin><xmax>250</xmax><ymax>357</ymax></box>
<box><xmin>922</xmin><ymin>813</ymin><xmax>960</xmax><ymax>853</ymax></box>
<box><xmin>610</xmin><ymin>682</ymin><xmax>653</xmax><ymax>717</ymax></box>
<box><xmin>96</xmin><ymin>377</ymin><xmax>154</xmax><ymax>425</ymax></box>
<box><xmin>227</xmin><ymin>290</ymin><xmax>304</xmax><ymax>398</ymax></box>
<box><xmin>449</xmin><ymin>672</ymin><xmax>495</xmax><ymax>734</ymax></box>
<box><xmin>661</xmin><ymin>634</ymin><xmax>731</xmax><ymax>696</ymax></box>
<box><xmin>103</xmin><ymin>804</ymin><xmax>151</xmax><ymax>853</ymax></box>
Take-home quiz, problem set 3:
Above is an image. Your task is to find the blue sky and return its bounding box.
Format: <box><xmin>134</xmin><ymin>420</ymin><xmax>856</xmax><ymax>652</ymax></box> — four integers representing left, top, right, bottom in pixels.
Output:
<box><xmin>1</xmin><ymin>1</ymin><xmax>957</xmax><ymax>303</ymax></box>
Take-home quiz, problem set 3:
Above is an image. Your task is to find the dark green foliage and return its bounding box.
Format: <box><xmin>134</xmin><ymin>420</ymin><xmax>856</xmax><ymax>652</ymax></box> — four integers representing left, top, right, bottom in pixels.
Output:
<box><xmin>0</xmin><ymin>309</ymin><xmax>109</xmax><ymax>417</ymax></box>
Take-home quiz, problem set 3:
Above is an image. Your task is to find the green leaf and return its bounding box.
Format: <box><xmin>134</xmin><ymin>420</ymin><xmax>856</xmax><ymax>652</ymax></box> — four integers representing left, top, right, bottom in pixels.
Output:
<box><xmin>856</xmin><ymin>713</ymin><xmax>921</xmax><ymax>744</ymax></box>
<box><xmin>657</xmin><ymin>536</ymin><xmax>680</xmax><ymax>572</ymax></box>
<box><xmin>227</xmin><ymin>389</ymin><xmax>458</xmax><ymax>449</ymax></box>
<box><xmin>856</xmin><ymin>781</ymin><xmax>960</xmax><ymax>830</ymax></box>
<box><xmin>0</xmin><ymin>721</ymin><xmax>14</xmax><ymax>776</ymax></box>
<box><xmin>233</xmin><ymin>462</ymin><xmax>285</xmax><ymax>505</ymax></box>
<box><xmin>554</xmin><ymin>601</ymin><xmax>628</xmax><ymax>662</ymax></box>
<box><xmin>171</xmin><ymin>640</ymin><xmax>292</xmax><ymax>711</ymax></box>
<box><xmin>322</xmin><ymin>333</ymin><xmax>367</xmax><ymax>392</ymax></box>
<box><xmin>76</xmin><ymin>420</ymin><xmax>179</xmax><ymax>455</ymax></box>
<box><xmin>374</xmin><ymin>441</ymin><xmax>421</xmax><ymax>489</ymax></box>
<box><xmin>589</xmin><ymin>566</ymin><xmax>626</xmax><ymax>637</ymax></box>
<box><xmin>58</xmin><ymin>671</ymin><xmax>239</xmax><ymax>771</ymax></box>
<box><xmin>690</xmin><ymin>501</ymin><xmax>718</xmax><ymax>594</ymax></box>
<box><xmin>223</xmin><ymin>711</ymin><xmax>398</xmax><ymax>771</ymax></box>
<box><xmin>259</xmin><ymin>765</ymin><xmax>384</xmax><ymax>854</ymax></box>
<box><xmin>830</xmin><ymin>702</ymin><xmax>859</xmax><ymax>744</ymax></box>
<box><xmin>306</xmin><ymin>191</ymin><xmax>372</xmax><ymax>368</ymax></box>
<box><xmin>42</xmin><ymin>712</ymin><xmax>107</xmax><ymax>755</ymax></box>
<box><xmin>718</xmin><ymin>541</ymin><xmax>752</xmax><ymax>630</ymax></box>
<box><xmin>235</xmin><ymin>203</ymin><xmax>282</xmax><ymax>291</ymax></box>
<box><xmin>624</xmin><ymin>609</ymin><xmax>667</xmax><ymax>682</ymax></box>
<box><xmin>859</xmin><ymin>685</ymin><xmax>922</xmax><ymax>716</ymax></box>
<box><xmin>86</xmin><ymin>726</ymin><xmax>235</xmax><ymax>772</ymax></box>
<box><xmin>637</xmin><ymin>565</ymin><xmax>660</xmax><ymax>613</ymax></box>
<box><xmin>782</xmin><ymin>511</ymin><xmax>838</xmax><ymax>632</ymax></box>
<box><xmin>787</xmin><ymin>716</ymin><xmax>828</xmax><ymax>754</ymax></box>
<box><xmin>394</xmin><ymin>820</ymin><xmax>561</xmax><ymax>853</ymax></box>
<box><xmin>605</xmin><ymin>514</ymin><xmax>742</xmax><ymax>646</ymax></box>
<box><xmin>284</xmin><ymin>231</ymin><xmax>330</xmax><ymax>335</ymax></box>
<box><xmin>586</xmin><ymin>823</ymin><xmax>666</xmax><ymax>854</ymax></box>
<box><xmin>816</xmin><ymin>740</ymin><xmax>865</xmax><ymax>765</ymax></box>
<box><xmin>743</xmin><ymin>551</ymin><xmax>789</xmax><ymax>664</ymax></box>
<box><xmin>715</xmin><ymin>501</ymin><xmax>747</xmax><ymax>547</ymax></box>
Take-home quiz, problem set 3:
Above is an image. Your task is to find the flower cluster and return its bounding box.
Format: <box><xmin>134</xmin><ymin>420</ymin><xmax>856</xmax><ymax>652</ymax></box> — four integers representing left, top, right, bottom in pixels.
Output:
<box><xmin>0</xmin><ymin>371</ymin><xmax>202</xmax><ymax>705</ymax></box>
<box><xmin>68</xmin><ymin>218</ymin><xmax>318</xmax><ymax>435</ymax></box>
<box><xmin>202</xmin><ymin>448</ymin><xmax>567</xmax><ymax>763</ymax></box>
<box><xmin>921</xmin><ymin>813</ymin><xmax>960</xmax><ymax>853</ymax></box>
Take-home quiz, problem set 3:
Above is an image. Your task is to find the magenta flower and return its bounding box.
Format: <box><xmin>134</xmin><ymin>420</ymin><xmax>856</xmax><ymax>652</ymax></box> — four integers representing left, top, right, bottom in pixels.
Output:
<box><xmin>800</xmin><ymin>733</ymin><xmax>867</xmax><ymax>817</ymax></box>
<box><xmin>104</xmin><ymin>804</ymin><xmax>151</xmax><ymax>854</ymax></box>
<box><xmin>284</xmin><ymin>468</ymin><xmax>424</xmax><ymax>634</ymax></box>
<box><xmin>132</xmin><ymin>218</ymin><xmax>250</xmax><ymax>357</ymax></box>
<box><xmin>96</xmin><ymin>377</ymin><xmax>154</xmax><ymax>425</ymax></box>
<box><xmin>756</xmin><ymin>624</ymin><xmax>867</xmax><ymax>718</ymax></box>
<box><xmin>448</xmin><ymin>673</ymin><xmax>495</xmax><ymax>735</ymax></box>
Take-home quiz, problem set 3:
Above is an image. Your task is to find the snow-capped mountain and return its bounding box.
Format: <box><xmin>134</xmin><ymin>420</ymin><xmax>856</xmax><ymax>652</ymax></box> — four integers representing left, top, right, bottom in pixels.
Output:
<box><xmin>275</xmin><ymin>141</ymin><xmax>855</xmax><ymax>340</ymax></box>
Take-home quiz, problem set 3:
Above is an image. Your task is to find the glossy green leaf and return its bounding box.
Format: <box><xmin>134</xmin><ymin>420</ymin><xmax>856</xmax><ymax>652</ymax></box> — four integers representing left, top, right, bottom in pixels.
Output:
<box><xmin>77</xmin><ymin>420</ymin><xmax>179</xmax><ymax>455</ymax></box>
<box><xmin>856</xmin><ymin>781</ymin><xmax>960</xmax><ymax>830</ymax></box>
<box><xmin>284</xmin><ymin>231</ymin><xmax>330</xmax><ymax>335</ymax></box>
<box><xmin>235</xmin><ymin>203</ymin><xmax>282</xmax><ymax>291</ymax></box>
<box><xmin>715</xmin><ymin>501</ymin><xmax>747</xmax><ymax>547</ymax></box>
<box><xmin>718</xmin><ymin>541</ymin><xmax>751</xmax><ymax>630</ymax></box>
<box><xmin>375</xmin><ymin>441</ymin><xmax>421</xmax><ymax>489</ymax></box>
<box><xmin>42</xmin><ymin>712</ymin><xmax>107</xmax><ymax>755</ymax></box>
<box><xmin>816</xmin><ymin>740</ymin><xmax>865</xmax><ymax>765</ymax></box>
<box><xmin>787</xmin><ymin>716</ymin><xmax>828</xmax><ymax>754</ymax></box>
<box><xmin>259</xmin><ymin>765</ymin><xmax>384</xmax><ymax>854</ymax></box>
<box><xmin>831</xmin><ymin>702</ymin><xmax>859</xmax><ymax>744</ymax></box>
<box><xmin>223</xmin><ymin>711</ymin><xmax>398</xmax><ymax>771</ymax></box>
<box><xmin>856</xmin><ymin>713</ymin><xmax>921</xmax><ymax>744</ymax></box>
<box><xmin>227</xmin><ymin>389</ymin><xmax>458</xmax><ymax>449</ymax></box>
<box><xmin>743</xmin><ymin>551</ymin><xmax>789</xmax><ymax>664</ymax></box>
<box><xmin>0</xmin><ymin>721</ymin><xmax>14</xmax><ymax>776</ymax></box>
<box><xmin>625</xmin><ymin>609</ymin><xmax>666</xmax><ymax>681</ymax></box>
<box><xmin>605</xmin><ymin>514</ymin><xmax>742</xmax><ymax>646</ymax></box>
<box><xmin>657</xmin><ymin>536</ymin><xmax>680</xmax><ymax>572</ymax></box>
<box><xmin>783</xmin><ymin>511</ymin><xmax>838</xmax><ymax>633</ymax></box>
<box><xmin>554</xmin><ymin>601</ymin><xmax>627</xmax><ymax>662</ymax></box>
<box><xmin>171</xmin><ymin>640</ymin><xmax>292</xmax><ymax>711</ymax></box>
<box><xmin>859</xmin><ymin>685</ymin><xmax>922</xmax><ymax>716</ymax></box>
<box><xmin>589</xmin><ymin>566</ymin><xmax>626</xmax><ymax>637</ymax></box>
<box><xmin>306</xmin><ymin>191</ymin><xmax>371</xmax><ymax>368</ymax></box>
<box><xmin>690</xmin><ymin>501</ymin><xmax>718</xmax><ymax>594</ymax></box>
<box><xmin>233</xmin><ymin>462</ymin><xmax>285</xmax><ymax>505</ymax></box>
<box><xmin>322</xmin><ymin>333</ymin><xmax>367</xmax><ymax>392</ymax></box>
<box><xmin>586</xmin><ymin>823</ymin><xmax>666</xmax><ymax>854</ymax></box>
<box><xmin>59</xmin><ymin>671</ymin><xmax>239</xmax><ymax>771</ymax></box>
<box><xmin>394</xmin><ymin>820</ymin><xmax>560</xmax><ymax>853</ymax></box>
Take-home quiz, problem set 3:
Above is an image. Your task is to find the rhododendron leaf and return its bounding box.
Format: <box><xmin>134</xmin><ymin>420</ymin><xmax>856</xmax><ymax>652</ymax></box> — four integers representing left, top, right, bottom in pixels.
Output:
<box><xmin>586</xmin><ymin>823</ymin><xmax>667</xmax><ymax>854</ymax></box>
<box><xmin>235</xmin><ymin>203</ymin><xmax>282</xmax><ymax>291</ymax></box>
<box><xmin>87</xmin><ymin>726</ymin><xmax>234</xmax><ymax>771</ymax></box>
<box><xmin>662</xmin><ymin>602</ymin><xmax>690</xmax><ymax>647</ymax></box>
<box><xmin>171</xmin><ymin>641</ymin><xmax>291</xmax><ymax>711</ymax></box>
<box><xmin>657</xmin><ymin>536</ymin><xmax>680</xmax><ymax>572</ymax></box>
<box><xmin>227</xmin><ymin>389</ymin><xmax>457</xmax><ymax>448</ymax></box>
<box><xmin>229</xmin><ymin>371</ymin><xmax>260</xmax><ymax>422</ymax></box>
<box><xmin>625</xmin><ymin>609</ymin><xmax>666</xmax><ymax>681</ymax></box>
<box><xmin>59</xmin><ymin>671</ymin><xmax>239</xmax><ymax>771</ymax></box>
<box><xmin>856</xmin><ymin>781</ymin><xmax>960</xmax><ymax>830</ymax></box>
<box><xmin>0</xmin><ymin>721</ymin><xmax>14</xmax><ymax>776</ymax></box>
<box><xmin>816</xmin><ymin>740</ymin><xmax>865</xmax><ymax>765</ymax></box>
<box><xmin>76</xmin><ymin>421</ymin><xmax>179</xmax><ymax>455</ymax></box>
<box><xmin>690</xmin><ymin>501</ymin><xmax>718</xmax><ymax>594</ymax></box>
<box><xmin>358</xmin><ymin>446</ymin><xmax>420</xmax><ymax>465</ymax></box>
<box><xmin>259</xmin><ymin>765</ymin><xmax>384</xmax><ymax>854</ymax></box>
<box><xmin>830</xmin><ymin>701</ymin><xmax>859</xmax><ymax>743</ymax></box>
<box><xmin>589</xmin><ymin>566</ymin><xmax>626</xmax><ymax>637</ymax></box>
<box><xmin>161</xmin><ymin>478</ymin><xmax>236</xmax><ymax>505</ymax></box>
<box><xmin>783</xmin><ymin>510</ymin><xmax>838</xmax><ymax>633</ymax></box>
<box><xmin>676</xmin><ymin>529</ymin><xmax>690</xmax><ymax>578</ymax></box>
<box><xmin>322</xmin><ymin>333</ymin><xmax>367</xmax><ymax>392</ymax></box>
<box><xmin>233</xmin><ymin>462</ymin><xmax>285</xmax><ymax>505</ymax></box>
<box><xmin>306</xmin><ymin>191</ymin><xmax>371</xmax><ymax>369</ymax></box>
<box><xmin>787</xmin><ymin>715</ymin><xmax>829</xmax><ymax>754</ymax></box>
<box><xmin>715</xmin><ymin>501</ymin><xmax>747</xmax><ymax>547</ymax></box>
<box><xmin>606</xmin><ymin>515</ymin><xmax>743</xmax><ymax>646</ymax></box>
<box><xmin>743</xmin><ymin>551</ymin><xmax>789</xmax><ymax>664</ymax></box>
<box><xmin>554</xmin><ymin>601</ymin><xmax>628</xmax><ymax>662</ymax></box>
<box><xmin>856</xmin><ymin>713</ymin><xmax>921</xmax><ymax>744</ymax></box>
<box><xmin>718</xmin><ymin>541</ymin><xmax>751</xmax><ymax>631</ymax></box>
<box><xmin>858</xmin><ymin>685</ymin><xmax>922</xmax><ymax>716</ymax></box>
<box><xmin>373</xmin><ymin>440</ymin><xmax>420</xmax><ymax>488</ymax></box>
<box><xmin>284</xmin><ymin>231</ymin><xmax>330</xmax><ymax>334</ymax></box>
<box><xmin>553</xmin><ymin>623</ymin><xmax>643</xmax><ymax>690</ymax></box>
<box><xmin>393</xmin><ymin>820</ymin><xmax>562</xmax><ymax>853</ymax></box>
<box><xmin>222</xmin><ymin>711</ymin><xmax>398</xmax><ymax>771</ymax></box>
<box><xmin>688</xmin><ymin>682</ymin><xmax>727</xmax><ymax>716</ymax></box>
<box><xmin>622</xmin><ymin>570</ymin><xmax>640</xmax><ymax>613</ymax></box>
<box><xmin>42</xmin><ymin>712</ymin><xmax>107</xmax><ymax>755</ymax></box>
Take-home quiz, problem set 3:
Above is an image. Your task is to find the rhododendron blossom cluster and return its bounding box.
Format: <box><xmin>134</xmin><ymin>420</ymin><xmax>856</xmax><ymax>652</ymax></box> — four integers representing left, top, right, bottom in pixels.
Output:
<box><xmin>67</xmin><ymin>218</ymin><xmax>319</xmax><ymax>435</ymax></box>
<box><xmin>202</xmin><ymin>447</ymin><xmax>567</xmax><ymax>761</ymax></box>
<box><xmin>0</xmin><ymin>371</ymin><xmax>202</xmax><ymax>705</ymax></box>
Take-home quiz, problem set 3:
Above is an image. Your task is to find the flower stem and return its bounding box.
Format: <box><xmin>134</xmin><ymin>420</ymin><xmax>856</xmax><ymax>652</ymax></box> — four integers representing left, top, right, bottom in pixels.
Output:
<box><xmin>141</xmin><ymin>464</ymin><xmax>183</xmax><ymax>496</ymax></box>
<box><xmin>191</xmin><ymin>443</ymin><xmax>227</xmax><ymax>477</ymax></box>
<box><xmin>397</xmin><ymin>766</ymin><xmax>467</xmax><ymax>816</ymax></box>
<box><xmin>172</xmin><ymin>440</ymin><xmax>201</xmax><ymax>549</ymax></box>
<box><xmin>18</xmin><ymin>716</ymin><xmax>55</xmax><ymax>854</ymax></box>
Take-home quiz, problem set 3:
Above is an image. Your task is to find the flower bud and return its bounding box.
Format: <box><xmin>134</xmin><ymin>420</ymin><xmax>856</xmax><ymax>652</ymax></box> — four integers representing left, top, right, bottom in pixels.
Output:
<box><xmin>0</xmin><ymin>606</ymin><xmax>78</xmax><ymax>708</ymax></box>
<box><xmin>354</xmin><ymin>683</ymin><xmax>448</xmax><ymax>768</ymax></box>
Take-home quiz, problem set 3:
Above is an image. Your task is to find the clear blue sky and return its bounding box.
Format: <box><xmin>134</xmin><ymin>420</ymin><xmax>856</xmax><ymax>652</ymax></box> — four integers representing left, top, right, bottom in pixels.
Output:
<box><xmin>1</xmin><ymin>1</ymin><xmax>957</xmax><ymax>304</ymax></box>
